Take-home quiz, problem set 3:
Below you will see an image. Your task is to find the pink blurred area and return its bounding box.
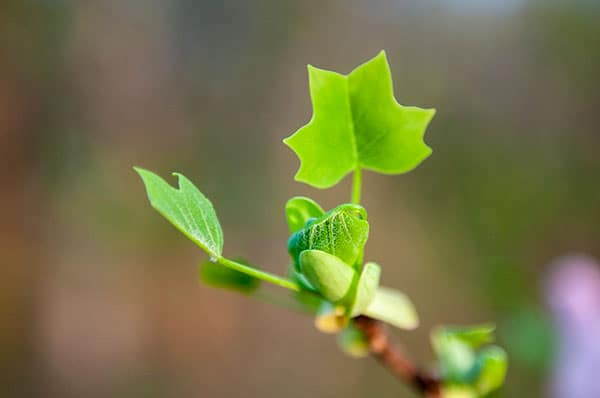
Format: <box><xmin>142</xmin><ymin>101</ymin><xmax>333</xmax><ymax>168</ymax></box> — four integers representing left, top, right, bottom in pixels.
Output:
<box><xmin>1</xmin><ymin>1</ymin><xmax>599</xmax><ymax>397</ymax></box>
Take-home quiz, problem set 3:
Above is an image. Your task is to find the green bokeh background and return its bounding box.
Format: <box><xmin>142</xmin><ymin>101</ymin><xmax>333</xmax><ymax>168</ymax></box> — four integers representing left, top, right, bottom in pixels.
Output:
<box><xmin>1</xmin><ymin>1</ymin><xmax>598</xmax><ymax>397</ymax></box>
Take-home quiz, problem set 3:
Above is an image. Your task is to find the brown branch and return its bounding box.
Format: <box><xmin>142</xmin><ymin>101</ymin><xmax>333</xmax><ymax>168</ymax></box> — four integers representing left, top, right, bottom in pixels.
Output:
<box><xmin>353</xmin><ymin>316</ymin><xmax>442</xmax><ymax>398</ymax></box>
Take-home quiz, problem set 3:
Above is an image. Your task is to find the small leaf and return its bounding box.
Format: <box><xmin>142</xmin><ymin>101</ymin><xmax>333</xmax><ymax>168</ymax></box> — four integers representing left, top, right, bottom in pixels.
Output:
<box><xmin>441</xmin><ymin>386</ymin><xmax>478</xmax><ymax>398</ymax></box>
<box><xmin>299</xmin><ymin>250</ymin><xmax>356</xmax><ymax>303</ymax></box>
<box><xmin>284</xmin><ymin>50</ymin><xmax>435</xmax><ymax>189</ymax></box>
<box><xmin>337</xmin><ymin>324</ymin><xmax>369</xmax><ymax>357</ymax></box>
<box><xmin>135</xmin><ymin>167</ymin><xmax>224</xmax><ymax>257</ymax></box>
<box><xmin>351</xmin><ymin>262</ymin><xmax>381</xmax><ymax>316</ymax></box>
<box><xmin>315</xmin><ymin>301</ymin><xmax>348</xmax><ymax>333</ymax></box>
<box><xmin>434</xmin><ymin>338</ymin><xmax>476</xmax><ymax>383</ymax></box>
<box><xmin>363</xmin><ymin>286</ymin><xmax>419</xmax><ymax>330</ymax></box>
<box><xmin>199</xmin><ymin>260</ymin><xmax>260</xmax><ymax>294</ymax></box>
<box><xmin>474</xmin><ymin>346</ymin><xmax>508</xmax><ymax>395</ymax></box>
<box><xmin>285</xmin><ymin>196</ymin><xmax>324</xmax><ymax>233</ymax></box>
<box><xmin>438</xmin><ymin>324</ymin><xmax>496</xmax><ymax>350</ymax></box>
<box><xmin>288</xmin><ymin>203</ymin><xmax>369</xmax><ymax>270</ymax></box>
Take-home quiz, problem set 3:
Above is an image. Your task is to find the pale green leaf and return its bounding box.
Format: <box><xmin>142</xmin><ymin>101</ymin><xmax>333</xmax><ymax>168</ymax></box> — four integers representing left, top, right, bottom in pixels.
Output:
<box><xmin>363</xmin><ymin>286</ymin><xmax>419</xmax><ymax>330</ymax></box>
<box><xmin>283</xmin><ymin>50</ymin><xmax>435</xmax><ymax>189</ymax></box>
<box><xmin>475</xmin><ymin>346</ymin><xmax>508</xmax><ymax>395</ymax></box>
<box><xmin>441</xmin><ymin>386</ymin><xmax>478</xmax><ymax>398</ymax></box>
<box><xmin>299</xmin><ymin>249</ymin><xmax>356</xmax><ymax>303</ymax></box>
<box><xmin>288</xmin><ymin>203</ymin><xmax>369</xmax><ymax>270</ymax></box>
<box><xmin>285</xmin><ymin>196</ymin><xmax>324</xmax><ymax>233</ymax></box>
<box><xmin>135</xmin><ymin>167</ymin><xmax>224</xmax><ymax>257</ymax></box>
<box><xmin>434</xmin><ymin>337</ymin><xmax>476</xmax><ymax>383</ymax></box>
<box><xmin>351</xmin><ymin>262</ymin><xmax>381</xmax><ymax>316</ymax></box>
<box><xmin>438</xmin><ymin>324</ymin><xmax>496</xmax><ymax>350</ymax></box>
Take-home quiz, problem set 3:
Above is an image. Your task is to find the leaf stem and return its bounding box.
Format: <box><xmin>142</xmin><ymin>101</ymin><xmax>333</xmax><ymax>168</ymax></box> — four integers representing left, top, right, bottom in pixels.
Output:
<box><xmin>353</xmin><ymin>316</ymin><xmax>442</xmax><ymax>397</ymax></box>
<box><xmin>351</xmin><ymin>167</ymin><xmax>362</xmax><ymax>204</ymax></box>
<box><xmin>216</xmin><ymin>257</ymin><xmax>301</xmax><ymax>292</ymax></box>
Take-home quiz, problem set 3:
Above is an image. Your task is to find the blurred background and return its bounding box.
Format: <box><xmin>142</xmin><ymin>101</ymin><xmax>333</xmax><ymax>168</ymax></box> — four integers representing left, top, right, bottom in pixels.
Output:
<box><xmin>2</xmin><ymin>0</ymin><xmax>599</xmax><ymax>397</ymax></box>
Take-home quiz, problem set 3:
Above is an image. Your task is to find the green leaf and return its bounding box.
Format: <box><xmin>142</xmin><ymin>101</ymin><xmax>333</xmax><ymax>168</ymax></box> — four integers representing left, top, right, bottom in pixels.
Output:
<box><xmin>135</xmin><ymin>167</ymin><xmax>224</xmax><ymax>258</ymax></box>
<box><xmin>285</xmin><ymin>196</ymin><xmax>324</xmax><ymax>233</ymax></box>
<box><xmin>299</xmin><ymin>249</ymin><xmax>357</xmax><ymax>303</ymax></box>
<box><xmin>363</xmin><ymin>286</ymin><xmax>419</xmax><ymax>330</ymax></box>
<box><xmin>283</xmin><ymin>50</ymin><xmax>435</xmax><ymax>189</ymax></box>
<box><xmin>288</xmin><ymin>203</ymin><xmax>369</xmax><ymax>270</ymax></box>
<box><xmin>441</xmin><ymin>386</ymin><xmax>478</xmax><ymax>398</ymax></box>
<box><xmin>434</xmin><ymin>337</ymin><xmax>476</xmax><ymax>383</ymax></box>
<box><xmin>199</xmin><ymin>260</ymin><xmax>260</xmax><ymax>294</ymax></box>
<box><xmin>474</xmin><ymin>346</ymin><xmax>508</xmax><ymax>395</ymax></box>
<box><xmin>351</xmin><ymin>262</ymin><xmax>381</xmax><ymax>316</ymax></box>
<box><xmin>438</xmin><ymin>324</ymin><xmax>496</xmax><ymax>350</ymax></box>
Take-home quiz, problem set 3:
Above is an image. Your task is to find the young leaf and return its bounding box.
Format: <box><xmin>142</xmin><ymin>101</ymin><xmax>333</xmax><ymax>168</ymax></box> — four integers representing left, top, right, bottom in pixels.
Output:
<box><xmin>288</xmin><ymin>203</ymin><xmax>369</xmax><ymax>270</ymax></box>
<box><xmin>285</xmin><ymin>196</ymin><xmax>324</xmax><ymax>233</ymax></box>
<box><xmin>441</xmin><ymin>386</ymin><xmax>478</xmax><ymax>398</ymax></box>
<box><xmin>474</xmin><ymin>346</ymin><xmax>508</xmax><ymax>395</ymax></box>
<box><xmin>351</xmin><ymin>262</ymin><xmax>381</xmax><ymax>316</ymax></box>
<box><xmin>433</xmin><ymin>337</ymin><xmax>476</xmax><ymax>383</ymax></box>
<box><xmin>299</xmin><ymin>249</ymin><xmax>356</xmax><ymax>303</ymax></box>
<box><xmin>284</xmin><ymin>50</ymin><xmax>435</xmax><ymax>189</ymax></box>
<box><xmin>437</xmin><ymin>324</ymin><xmax>496</xmax><ymax>350</ymax></box>
<box><xmin>363</xmin><ymin>286</ymin><xmax>419</xmax><ymax>330</ymax></box>
<box><xmin>135</xmin><ymin>167</ymin><xmax>224</xmax><ymax>258</ymax></box>
<box><xmin>199</xmin><ymin>260</ymin><xmax>261</xmax><ymax>294</ymax></box>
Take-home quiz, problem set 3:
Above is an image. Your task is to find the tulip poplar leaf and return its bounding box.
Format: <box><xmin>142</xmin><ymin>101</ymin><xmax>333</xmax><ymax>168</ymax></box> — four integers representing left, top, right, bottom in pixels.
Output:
<box><xmin>288</xmin><ymin>203</ymin><xmax>369</xmax><ymax>270</ymax></box>
<box><xmin>135</xmin><ymin>167</ymin><xmax>224</xmax><ymax>258</ymax></box>
<box><xmin>284</xmin><ymin>50</ymin><xmax>435</xmax><ymax>189</ymax></box>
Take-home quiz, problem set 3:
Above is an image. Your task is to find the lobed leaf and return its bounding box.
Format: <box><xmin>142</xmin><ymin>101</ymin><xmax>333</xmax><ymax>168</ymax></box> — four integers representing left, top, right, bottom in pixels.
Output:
<box><xmin>135</xmin><ymin>167</ymin><xmax>224</xmax><ymax>258</ymax></box>
<box><xmin>284</xmin><ymin>50</ymin><xmax>435</xmax><ymax>189</ymax></box>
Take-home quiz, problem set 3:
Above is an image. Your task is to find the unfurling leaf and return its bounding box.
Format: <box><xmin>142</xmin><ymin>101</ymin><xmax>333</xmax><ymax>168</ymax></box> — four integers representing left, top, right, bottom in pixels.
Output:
<box><xmin>288</xmin><ymin>203</ymin><xmax>369</xmax><ymax>270</ymax></box>
<box><xmin>199</xmin><ymin>260</ymin><xmax>260</xmax><ymax>294</ymax></box>
<box><xmin>351</xmin><ymin>262</ymin><xmax>381</xmax><ymax>316</ymax></box>
<box><xmin>441</xmin><ymin>386</ymin><xmax>477</xmax><ymax>398</ymax></box>
<box><xmin>285</xmin><ymin>196</ymin><xmax>324</xmax><ymax>233</ymax></box>
<box><xmin>474</xmin><ymin>346</ymin><xmax>508</xmax><ymax>395</ymax></box>
<box><xmin>363</xmin><ymin>286</ymin><xmax>419</xmax><ymax>330</ymax></box>
<box><xmin>437</xmin><ymin>324</ymin><xmax>496</xmax><ymax>350</ymax></box>
<box><xmin>284</xmin><ymin>50</ymin><xmax>435</xmax><ymax>189</ymax></box>
<box><xmin>299</xmin><ymin>250</ymin><xmax>356</xmax><ymax>303</ymax></box>
<box><xmin>135</xmin><ymin>167</ymin><xmax>224</xmax><ymax>258</ymax></box>
<box><xmin>432</xmin><ymin>324</ymin><xmax>508</xmax><ymax>395</ymax></box>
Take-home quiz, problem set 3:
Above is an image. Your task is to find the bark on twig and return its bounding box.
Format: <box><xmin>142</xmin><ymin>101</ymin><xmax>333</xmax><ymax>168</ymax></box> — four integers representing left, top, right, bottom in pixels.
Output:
<box><xmin>353</xmin><ymin>316</ymin><xmax>442</xmax><ymax>398</ymax></box>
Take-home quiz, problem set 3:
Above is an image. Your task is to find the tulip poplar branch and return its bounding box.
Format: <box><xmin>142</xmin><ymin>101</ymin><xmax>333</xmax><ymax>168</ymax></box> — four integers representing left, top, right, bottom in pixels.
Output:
<box><xmin>353</xmin><ymin>316</ymin><xmax>442</xmax><ymax>398</ymax></box>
